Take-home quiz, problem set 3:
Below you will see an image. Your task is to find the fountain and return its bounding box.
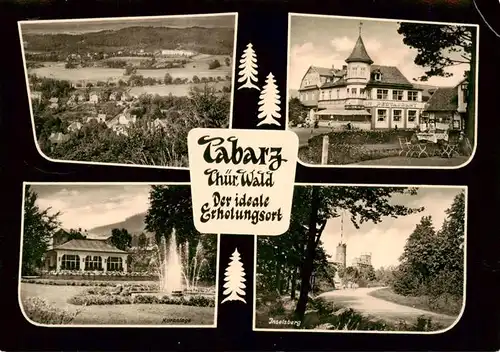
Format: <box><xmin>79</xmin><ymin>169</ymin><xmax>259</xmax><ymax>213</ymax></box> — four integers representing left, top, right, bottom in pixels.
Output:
<box><xmin>131</xmin><ymin>229</ymin><xmax>214</xmax><ymax>299</ymax></box>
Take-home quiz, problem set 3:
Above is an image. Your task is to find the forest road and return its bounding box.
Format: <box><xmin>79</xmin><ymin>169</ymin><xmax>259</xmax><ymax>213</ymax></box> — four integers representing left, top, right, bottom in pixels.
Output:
<box><xmin>318</xmin><ymin>287</ymin><xmax>459</xmax><ymax>327</ymax></box>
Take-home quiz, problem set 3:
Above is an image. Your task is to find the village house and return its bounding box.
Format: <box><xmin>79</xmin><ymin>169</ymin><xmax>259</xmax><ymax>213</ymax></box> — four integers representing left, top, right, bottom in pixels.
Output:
<box><xmin>421</xmin><ymin>79</ymin><xmax>468</xmax><ymax>131</ymax></box>
<box><xmin>48</xmin><ymin>132</ymin><xmax>70</xmax><ymax>145</ymax></box>
<box><xmin>48</xmin><ymin>97</ymin><xmax>59</xmax><ymax>109</ymax></box>
<box><xmin>299</xmin><ymin>25</ymin><xmax>427</xmax><ymax>130</ymax></box>
<box><xmin>31</xmin><ymin>91</ymin><xmax>42</xmax><ymax>102</ymax></box>
<box><xmin>89</xmin><ymin>92</ymin><xmax>100</xmax><ymax>104</ymax></box>
<box><xmin>86</xmin><ymin>114</ymin><xmax>106</xmax><ymax>124</ymax></box>
<box><xmin>66</xmin><ymin>95</ymin><xmax>77</xmax><ymax>107</ymax></box>
<box><xmin>67</xmin><ymin>121</ymin><xmax>83</xmax><ymax>132</ymax></box>
<box><xmin>121</xmin><ymin>92</ymin><xmax>131</xmax><ymax>102</ymax></box>
<box><xmin>111</xmin><ymin>124</ymin><xmax>129</xmax><ymax>136</ymax></box>
<box><xmin>43</xmin><ymin>238</ymin><xmax>128</xmax><ymax>272</ymax></box>
<box><xmin>109</xmin><ymin>92</ymin><xmax>118</xmax><ymax>101</ymax></box>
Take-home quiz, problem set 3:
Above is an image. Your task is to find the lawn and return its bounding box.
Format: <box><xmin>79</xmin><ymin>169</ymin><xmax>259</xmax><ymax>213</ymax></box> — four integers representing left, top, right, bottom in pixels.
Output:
<box><xmin>353</xmin><ymin>155</ymin><xmax>470</xmax><ymax>167</ymax></box>
<box><xmin>20</xmin><ymin>283</ymin><xmax>216</xmax><ymax>326</ymax></box>
<box><xmin>368</xmin><ymin>287</ymin><xmax>463</xmax><ymax>316</ymax></box>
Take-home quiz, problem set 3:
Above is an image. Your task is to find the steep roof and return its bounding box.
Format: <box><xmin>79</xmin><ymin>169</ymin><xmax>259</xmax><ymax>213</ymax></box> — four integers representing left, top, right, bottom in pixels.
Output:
<box><xmin>311</xmin><ymin>66</ymin><xmax>334</xmax><ymax>77</ymax></box>
<box><xmin>321</xmin><ymin>78</ymin><xmax>347</xmax><ymax>89</ymax></box>
<box><xmin>52</xmin><ymin>239</ymin><xmax>128</xmax><ymax>254</ymax></box>
<box><xmin>367</xmin><ymin>65</ymin><xmax>416</xmax><ymax>88</ymax></box>
<box><xmin>424</xmin><ymin>87</ymin><xmax>458</xmax><ymax>112</ymax></box>
<box><xmin>345</xmin><ymin>36</ymin><xmax>374</xmax><ymax>64</ymax></box>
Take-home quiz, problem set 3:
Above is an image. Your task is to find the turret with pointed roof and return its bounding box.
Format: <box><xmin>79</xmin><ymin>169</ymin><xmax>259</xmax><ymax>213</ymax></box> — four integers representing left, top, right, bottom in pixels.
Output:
<box><xmin>345</xmin><ymin>36</ymin><xmax>373</xmax><ymax>65</ymax></box>
<box><xmin>345</xmin><ymin>23</ymin><xmax>374</xmax><ymax>65</ymax></box>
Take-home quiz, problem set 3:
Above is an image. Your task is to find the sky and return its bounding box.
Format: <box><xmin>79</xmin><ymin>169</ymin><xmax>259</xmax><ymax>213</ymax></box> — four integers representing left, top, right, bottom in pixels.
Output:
<box><xmin>288</xmin><ymin>15</ymin><xmax>472</xmax><ymax>90</ymax></box>
<box><xmin>20</xmin><ymin>14</ymin><xmax>236</xmax><ymax>34</ymax></box>
<box><xmin>320</xmin><ymin>186</ymin><xmax>465</xmax><ymax>270</ymax></box>
<box><xmin>30</xmin><ymin>184</ymin><xmax>151</xmax><ymax>234</ymax></box>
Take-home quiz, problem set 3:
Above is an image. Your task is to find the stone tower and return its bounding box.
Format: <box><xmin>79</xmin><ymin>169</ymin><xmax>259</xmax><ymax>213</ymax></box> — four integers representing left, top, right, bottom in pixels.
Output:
<box><xmin>335</xmin><ymin>211</ymin><xmax>347</xmax><ymax>269</ymax></box>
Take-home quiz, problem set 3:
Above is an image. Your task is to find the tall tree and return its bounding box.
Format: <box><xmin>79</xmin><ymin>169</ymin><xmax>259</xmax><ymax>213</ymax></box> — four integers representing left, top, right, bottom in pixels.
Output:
<box><xmin>293</xmin><ymin>186</ymin><xmax>423</xmax><ymax>321</ymax></box>
<box><xmin>109</xmin><ymin>228</ymin><xmax>132</xmax><ymax>251</ymax></box>
<box><xmin>397</xmin><ymin>23</ymin><xmax>477</xmax><ymax>143</ymax></box>
<box><xmin>22</xmin><ymin>186</ymin><xmax>61</xmax><ymax>275</ymax></box>
<box><xmin>288</xmin><ymin>97</ymin><xmax>308</xmax><ymax>126</ymax></box>
<box><xmin>138</xmin><ymin>233</ymin><xmax>148</xmax><ymax>248</ymax></box>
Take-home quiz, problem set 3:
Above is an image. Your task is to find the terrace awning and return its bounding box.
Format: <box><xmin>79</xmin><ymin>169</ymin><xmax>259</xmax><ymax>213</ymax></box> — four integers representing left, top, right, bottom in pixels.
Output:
<box><xmin>315</xmin><ymin>109</ymin><xmax>370</xmax><ymax>116</ymax></box>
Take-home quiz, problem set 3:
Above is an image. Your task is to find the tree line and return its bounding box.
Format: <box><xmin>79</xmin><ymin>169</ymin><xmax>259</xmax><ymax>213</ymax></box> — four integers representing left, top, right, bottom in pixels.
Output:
<box><xmin>22</xmin><ymin>26</ymin><xmax>235</xmax><ymax>56</ymax></box>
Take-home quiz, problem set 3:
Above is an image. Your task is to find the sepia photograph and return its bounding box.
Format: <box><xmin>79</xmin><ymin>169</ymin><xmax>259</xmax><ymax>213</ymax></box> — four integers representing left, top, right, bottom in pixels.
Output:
<box><xmin>254</xmin><ymin>184</ymin><xmax>466</xmax><ymax>333</ymax></box>
<box><xmin>287</xmin><ymin>14</ymin><xmax>478</xmax><ymax>168</ymax></box>
<box><xmin>19</xmin><ymin>13</ymin><xmax>237</xmax><ymax>168</ymax></box>
<box><xmin>19</xmin><ymin>183</ymin><xmax>219</xmax><ymax>327</ymax></box>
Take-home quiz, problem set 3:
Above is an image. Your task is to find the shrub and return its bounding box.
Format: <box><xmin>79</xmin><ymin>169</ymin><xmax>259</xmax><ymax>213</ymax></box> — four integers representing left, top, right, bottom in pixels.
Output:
<box><xmin>22</xmin><ymin>297</ymin><xmax>80</xmax><ymax>325</ymax></box>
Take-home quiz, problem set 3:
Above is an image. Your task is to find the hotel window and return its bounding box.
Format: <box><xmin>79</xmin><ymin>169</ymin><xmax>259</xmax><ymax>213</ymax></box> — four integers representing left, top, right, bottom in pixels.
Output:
<box><xmin>360</xmin><ymin>67</ymin><xmax>366</xmax><ymax>77</ymax></box>
<box><xmin>329</xmin><ymin>90</ymin><xmax>332</xmax><ymax>99</ymax></box>
<box><xmin>408</xmin><ymin>110</ymin><xmax>417</xmax><ymax>122</ymax></box>
<box><xmin>408</xmin><ymin>91</ymin><xmax>418</xmax><ymax>101</ymax></box>
<box><xmin>352</xmin><ymin>88</ymin><xmax>357</xmax><ymax>96</ymax></box>
<box><xmin>352</xmin><ymin>67</ymin><xmax>358</xmax><ymax>76</ymax></box>
<box><xmin>320</xmin><ymin>91</ymin><xmax>324</xmax><ymax>100</ymax></box>
<box><xmin>463</xmin><ymin>89</ymin><xmax>468</xmax><ymax>103</ymax></box>
<box><xmin>61</xmin><ymin>254</ymin><xmax>80</xmax><ymax>270</ymax></box>
<box><xmin>393</xmin><ymin>90</ymin><xmax>404</xmax><ymax>101</ymax></box>
<box><xmin>377</xmin><ymin>89</ymin><xmax>388</xmax><ymax>100</ymax></box>
<box><xmin>377</xmin><ymin>109</ymin><xmax>387</xmax><ymax>121</ymax></box>
<box><xmin>374</xmin><ymin>73</ymin><xmax>382</xmax><ymax>81</ymax></box>
<box><xmin>393</xmin><ymin>109</ymin><xmax>402</xmax><ymax>122</ymax></box>
<box><xmin>347</xmin><ymin>88</ymin><xmax>350</xmax><ymax>95</ymax></box>
<box><xmin>85</xmin><ymin>255</ymin><xmax>103</xmax><ymax>271</ymax></box>
<box><xmin>305</xmin><ymin>92</ymin><xmax>309</xmax><ymax>100</ymax></box>
<box><xmin>360</xmin><ymin>88</ymin><xmax>365</xmax><ymax>97</ymax></box>
<box><xmin>107</xmin><ymin>257</ymin><xmax>123</xmax><ymax>271</ymax></box>
<box><xmin>336</xmin><ymin>89</ymin><xmax>340</xmax><ymax>99</ymax></box>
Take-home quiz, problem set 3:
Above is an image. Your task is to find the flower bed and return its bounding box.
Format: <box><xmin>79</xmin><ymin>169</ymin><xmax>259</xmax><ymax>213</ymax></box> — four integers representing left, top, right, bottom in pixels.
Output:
<box><xmin>68</xmin><ymin>286</ymin><xmax>216</xmax><ymax>307</ymax></box>
<box><xmin>39</xmin><ymin>270</ymin><xmax>158</xmax><ymax>281</ymax></box>
<box><xmin>21</xmin><ymin>278</ymin><xmax>160</xmax><ymax>289</ymax></box>
<box><xmin>22</xmin><ymin>297</ymin><xmax>80</xmax><ymax>324</ymax></box>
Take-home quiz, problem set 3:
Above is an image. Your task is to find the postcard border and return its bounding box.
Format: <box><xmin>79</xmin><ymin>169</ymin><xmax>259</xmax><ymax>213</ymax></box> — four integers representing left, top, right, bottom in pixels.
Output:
<box><xmin>252</xmin><ymin>182</ymin><xmax>468</xmax><ymax>334</ymax></box>
<box><xmin>17</xmin><ymin>12</ymin><xmax>239</xmax><ymax>170</ymax></box>
<box><xmin>285</xmin><ymin>12</ymin><xmax>480</xmax><ymax>170</ymax></box>
<box><xmin>18</xmin><ymin>181</ymin><xmax>221</xmax><ymax>328</ymax></box>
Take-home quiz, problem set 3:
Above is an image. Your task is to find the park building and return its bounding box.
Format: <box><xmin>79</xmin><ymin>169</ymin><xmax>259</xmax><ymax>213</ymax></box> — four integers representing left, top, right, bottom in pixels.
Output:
<box><xmin>298</xmin><ymin>25</ymin><xmax>428</xmax><ymax>130</ymax></box>
<box><xmin>43</xmin><ymin>234</ymin><xmax>129</xmax><ymax>273</ymax></box>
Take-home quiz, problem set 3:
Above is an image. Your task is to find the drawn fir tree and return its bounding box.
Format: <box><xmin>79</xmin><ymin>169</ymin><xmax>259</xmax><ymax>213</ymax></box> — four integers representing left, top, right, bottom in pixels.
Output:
<box><xmin>221</xmin><ymin>248</ymin><xmax>247</xmax><ymax>304</ymax></box>
<box><xmin>257</xmin><ymin>72</ymin><xmax>281</xmax><ymax>126</ymax></box>
<box><xmin>237</xmin><ymin>43</ymin><xmax>260</xmax><ymax>90</ymax></box>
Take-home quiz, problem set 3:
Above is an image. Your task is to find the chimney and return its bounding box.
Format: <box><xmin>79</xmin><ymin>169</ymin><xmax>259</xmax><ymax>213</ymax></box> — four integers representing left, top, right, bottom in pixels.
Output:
<box><xmin>342</xmin><ymin>65</ymin><xmax>347</xmax><ymax>71</ymax></box>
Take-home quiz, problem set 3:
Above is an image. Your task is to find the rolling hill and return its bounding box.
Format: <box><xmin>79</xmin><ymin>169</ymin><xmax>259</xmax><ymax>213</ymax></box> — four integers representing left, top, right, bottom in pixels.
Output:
<box><xmin>88</xmin><ymin>212</ymin><xmax>149</xmax><ymax>238</ymax></box>
<box><xmin>22</xmin><ymin>26</ymin><xmax>235</xmax><ymax>56</ymax></box>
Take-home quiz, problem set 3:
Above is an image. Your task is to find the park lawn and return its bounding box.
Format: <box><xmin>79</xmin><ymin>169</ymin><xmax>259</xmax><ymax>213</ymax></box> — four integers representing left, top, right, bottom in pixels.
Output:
<box><xmin>368</xmin><ymin>287</ymin><xmax>463</xmax><ymax>316</ymax></box>
<box><xmin>353</xmin><ymin>155</ymin><xmax>470</xmax><ymax>167</ymax></box>
<box><xmin>20</xmin><ymin>283</ymin><xmax>215</xmax><ymax>326</ymax></box>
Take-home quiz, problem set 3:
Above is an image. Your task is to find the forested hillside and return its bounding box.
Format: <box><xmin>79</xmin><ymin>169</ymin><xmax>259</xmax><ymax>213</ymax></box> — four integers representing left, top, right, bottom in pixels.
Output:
<box><xmin>23</xmin><ymin>26</ymin><xmax>235</xmax><ymax>55</ymax></box>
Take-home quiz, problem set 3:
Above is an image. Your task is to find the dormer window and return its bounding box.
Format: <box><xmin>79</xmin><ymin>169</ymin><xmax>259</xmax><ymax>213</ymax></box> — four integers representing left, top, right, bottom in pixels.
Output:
<box><xmin>374</xmin><ymin>72</ymin><xmax>382</xmax><ymax>81</ymax></box>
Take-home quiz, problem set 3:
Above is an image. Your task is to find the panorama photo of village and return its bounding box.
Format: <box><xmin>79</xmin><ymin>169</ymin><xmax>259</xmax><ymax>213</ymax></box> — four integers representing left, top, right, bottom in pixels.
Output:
<box><xmin>254</xmin><ymin>185</ymin><xmax>466</xmax><ymax>332</ymax></box>
<box><xmin>288</xmin><ymin>14</ymin><xmax>478</xmax><ymax>167</ymax></box>
<box><xmin>19</xmin><ymin>183</ymin><xmax>219</xmax><ymax>326</ymax></box>
<box><xmin>19</xmin><ymin>13</ymin><xmax>236</xmax><ymax>168</ymax></box>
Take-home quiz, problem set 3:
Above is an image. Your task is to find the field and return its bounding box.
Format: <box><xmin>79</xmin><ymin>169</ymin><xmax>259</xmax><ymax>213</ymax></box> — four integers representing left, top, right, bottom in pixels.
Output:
<box><xmin>20</xmin><ymin>282</ymin><xmax>216</xmax><ymax>325</ymax></box>
<box><xmin>28</xmin><ymin>54</ymin><xmax>232</xmax><ymax>82</ymax></box>
<box><xmin>129</xmin><ymin>82</ymin><xmax>231</xmax><ymax>97</ymax></box>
